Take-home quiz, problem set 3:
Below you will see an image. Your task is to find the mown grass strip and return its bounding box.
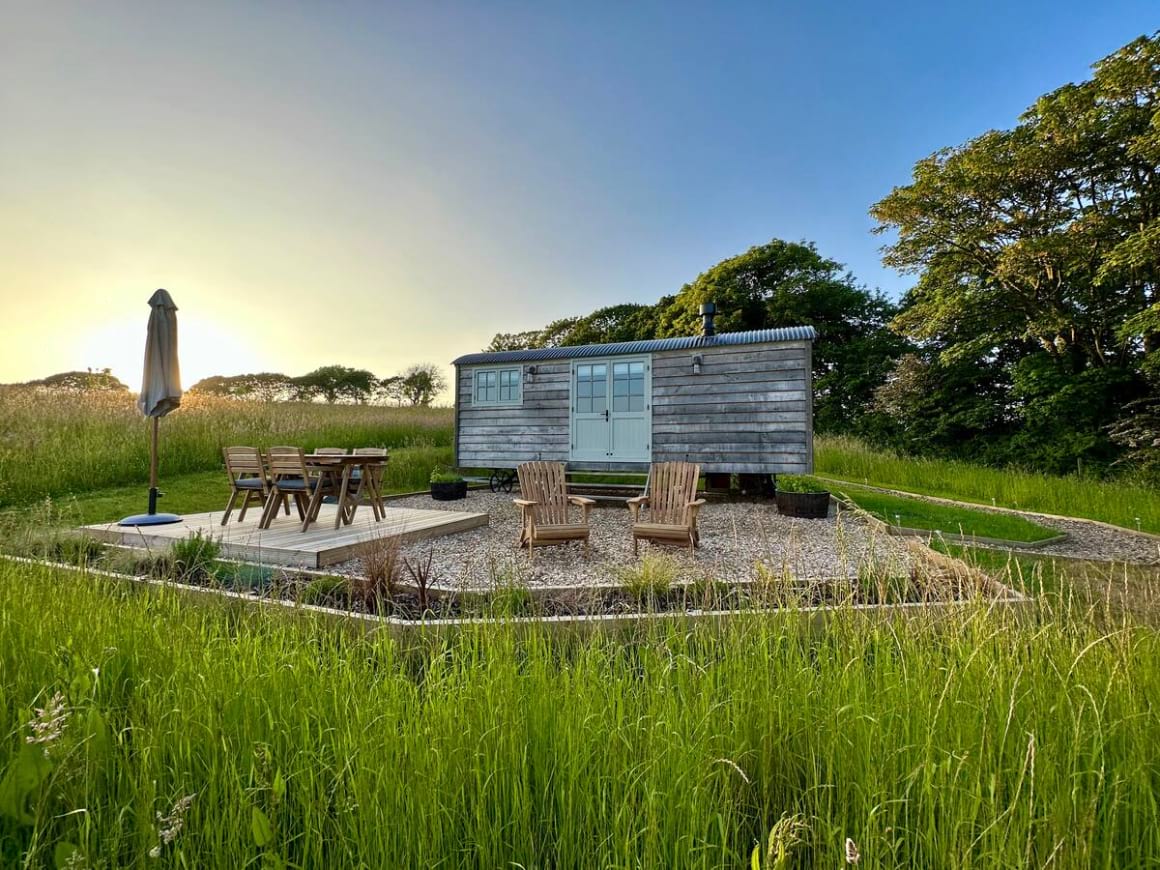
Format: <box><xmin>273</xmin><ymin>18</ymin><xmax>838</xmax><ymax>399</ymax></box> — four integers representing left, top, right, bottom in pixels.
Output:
<box><xmin>826</xmin><ymin>480</ymin><xmax>1059</xmax><ymax>543</ymax></box>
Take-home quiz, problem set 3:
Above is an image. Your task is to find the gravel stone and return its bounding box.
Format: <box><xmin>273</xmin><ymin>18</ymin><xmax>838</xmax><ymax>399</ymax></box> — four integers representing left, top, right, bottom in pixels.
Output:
<box><xmin>981</xmin><ymin>511</ymin><xmax>1160</xmax><ymax>565</ymax></box>
<box><xmin>332</xmin><ymin>492</ymin><xmax>917</xmax><ymax>590</ymax></box>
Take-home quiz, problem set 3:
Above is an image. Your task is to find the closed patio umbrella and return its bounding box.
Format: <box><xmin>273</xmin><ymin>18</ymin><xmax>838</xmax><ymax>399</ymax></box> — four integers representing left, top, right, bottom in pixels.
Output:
<box><xmin>119</xmin><ymin>289</ymin><xmax>183</xmax><ymax>526</ymax></box>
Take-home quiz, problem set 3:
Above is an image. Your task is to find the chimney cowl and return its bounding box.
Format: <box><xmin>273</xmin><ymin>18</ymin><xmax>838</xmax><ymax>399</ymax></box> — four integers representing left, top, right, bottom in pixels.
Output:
<box><xmin>699</xmin><ymin>301</ymin><xmax>717</xmax><ymax>337</ymax></box>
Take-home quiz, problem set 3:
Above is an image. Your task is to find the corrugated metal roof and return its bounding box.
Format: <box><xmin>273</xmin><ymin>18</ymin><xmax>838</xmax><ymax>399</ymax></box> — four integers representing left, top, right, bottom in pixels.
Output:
<box><xmin>452</xmin><ymin>325</ymin><xmax>817</xmax><ymax>366</ymax></box>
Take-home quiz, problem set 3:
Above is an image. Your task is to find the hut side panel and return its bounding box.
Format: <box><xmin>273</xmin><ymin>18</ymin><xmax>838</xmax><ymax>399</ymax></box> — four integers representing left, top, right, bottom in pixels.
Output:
<box><xmin>650</xmin><ymin>340</ymin><xmax>813</xmax><ymax>474</ymax></box>
<box><xmin>455</xmin><ymin>361</ymin><xmax>570</xmax><ymax>467</ymax></box>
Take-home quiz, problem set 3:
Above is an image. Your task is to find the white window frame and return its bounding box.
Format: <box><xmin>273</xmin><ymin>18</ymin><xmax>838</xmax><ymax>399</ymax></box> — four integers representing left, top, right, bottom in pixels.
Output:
<box><xmin>471</xmin><ymin>365</ymin><xmax>523</xmax><ymax>407</ymax></box>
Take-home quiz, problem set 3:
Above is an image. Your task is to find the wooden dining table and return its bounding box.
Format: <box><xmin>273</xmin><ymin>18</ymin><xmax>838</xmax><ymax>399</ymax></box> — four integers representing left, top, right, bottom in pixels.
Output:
<box><xmin>302</xmin><ymin>453</ymin><xmax>388</xmax><ymax>531</ymax></box>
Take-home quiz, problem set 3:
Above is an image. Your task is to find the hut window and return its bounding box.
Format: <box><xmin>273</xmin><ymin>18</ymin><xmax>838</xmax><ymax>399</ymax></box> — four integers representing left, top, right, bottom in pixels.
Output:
<box><xmin>612</xmin><ymin>361</ymin><xmax>645</xmax><ymax>412</ymax></box>
<box><xmin>473</xmin><ymin>367</ymin><xmax>521</xmax><ymax>405</ymax></box>
<box><xmin>575</xmin><ymin>364</ymin><xmax>608</xmax><ymax>413</ymax></box>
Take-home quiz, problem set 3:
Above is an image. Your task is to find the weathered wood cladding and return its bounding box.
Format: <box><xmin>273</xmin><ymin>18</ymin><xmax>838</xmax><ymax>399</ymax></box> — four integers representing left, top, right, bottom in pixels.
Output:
<box><xmin>650</xmin><ymin>341</ymin><xmax>812</xmax><ymax>473</ymax></box>
<box><xmin>455</xmin><ymin>361</ymin><xmax>571</xmax><ymax>467</ymax></box>
<box><xmin>453</xmin><ymin>339</ymin><xmax>813</xmax><ymax>473</ymax></box>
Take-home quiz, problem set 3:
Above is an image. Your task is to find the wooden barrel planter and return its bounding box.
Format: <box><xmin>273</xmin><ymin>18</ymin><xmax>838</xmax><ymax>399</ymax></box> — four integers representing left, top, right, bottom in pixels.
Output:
<box><xmin>775</xmin><ymin>489</ymin><xmax>831</xmax><ymax>519</ymax></box>
<box><xmin>431</xmin><ymin>480</ymin><xmax>468</xmax><ymax>501</ymax></box>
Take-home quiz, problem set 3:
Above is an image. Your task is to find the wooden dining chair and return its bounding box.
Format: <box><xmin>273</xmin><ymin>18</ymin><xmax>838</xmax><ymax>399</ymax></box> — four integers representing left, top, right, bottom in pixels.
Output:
<box><xmin>514</xmin><ymin>461</ymin><xmax>595</xmax><ymax>561</ymax></box>
<box><xmin>221</xmin><ymin>446</ymin><xmax>275</xmax><ymax>525</ymax></box>
<box><xmin>626</xmin><ymin>462</ymin><xmax>705</xmax><ymax>555</ymax></box>
<box><xmin>259</xmin><ymin>447</ymin><xmax>337</xmax><ymax>532</ymax></box>
<box><xmin>347</xmin><ymin>447</ymin><xmax>388</xmax><ymax>520</ymax></box>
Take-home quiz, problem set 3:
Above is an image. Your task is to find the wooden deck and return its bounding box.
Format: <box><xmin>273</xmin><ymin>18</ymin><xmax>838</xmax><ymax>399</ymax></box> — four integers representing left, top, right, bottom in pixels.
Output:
<box><xmin>83</xmin><ymin>505</ymin><xmax>489</xmax><ymax>569</ymax></box>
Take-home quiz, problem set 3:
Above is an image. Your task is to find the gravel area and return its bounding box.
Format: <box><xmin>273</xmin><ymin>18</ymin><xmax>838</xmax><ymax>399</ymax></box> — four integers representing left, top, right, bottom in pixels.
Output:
<box><xmin>979</xmin><ymin>511</ymin><xmax>1160</xmax><ymax>565</ymax></box>
<box><xmin>332</xmin><ymin>492</ymin><xmax>917</xmax><ymax>590</ymax></box>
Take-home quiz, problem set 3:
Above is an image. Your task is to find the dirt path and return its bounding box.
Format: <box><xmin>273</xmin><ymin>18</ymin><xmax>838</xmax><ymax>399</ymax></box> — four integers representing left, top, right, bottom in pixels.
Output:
<box><xmin>817</xmin><ymin>476</ymin><xmax>1160</xmax><ymax>566</ymax></box>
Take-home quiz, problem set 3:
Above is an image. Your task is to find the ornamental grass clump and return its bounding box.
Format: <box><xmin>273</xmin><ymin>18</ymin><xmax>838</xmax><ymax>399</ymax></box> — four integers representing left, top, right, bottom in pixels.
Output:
<box><xmin>354</xmin><ymin>534</ymin><xmax>403</xmax><ymax>612</ymax></box>
<box><xmin>166</xmin><ymin>531</ymin><xmax>221</xmax><ymax>583</ymax></box>
<box><xmin>618</xmin><ymin>551</ymin><xmax>678</xmax><ymax>604</ymax></box>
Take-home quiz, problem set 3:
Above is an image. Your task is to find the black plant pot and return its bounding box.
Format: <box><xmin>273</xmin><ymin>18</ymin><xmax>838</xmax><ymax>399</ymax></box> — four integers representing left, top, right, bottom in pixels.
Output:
<box><xmin>775</xmin><ymin>490</ymin><xmax>831</xmax><ymax>519</ymax></box>
<box><xmin>430</xmin><ymin>480</ymin><xmax>468</xmax><ymax>501</ymax></box>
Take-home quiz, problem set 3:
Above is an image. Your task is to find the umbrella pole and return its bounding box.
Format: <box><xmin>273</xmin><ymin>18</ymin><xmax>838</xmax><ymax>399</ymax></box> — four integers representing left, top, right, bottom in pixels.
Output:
<box><xmin>148</xmin><ymin>416</ymin><xmax>159</xmax><ymax>515</ymax></box>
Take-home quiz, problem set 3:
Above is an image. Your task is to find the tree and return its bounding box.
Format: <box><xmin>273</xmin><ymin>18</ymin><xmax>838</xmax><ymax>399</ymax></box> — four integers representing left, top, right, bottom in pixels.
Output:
<box><xmin>374</xmin><ymin>375</ymin><xmax>404</xmax><ymax>406</ymax></box>
<box><xmin>291</xmin><ymin>365</ymin><xmax>377</xmax><ymax>404</ymax></box>
<box><xmin>399</xmin><ymin>364</ymin><xmax>446</xmax><ymax>406</ymax></box>
<box><xmin>870</xmin><ymin>32</ymin><xmax>1160</xmax><ymax>471</ymax></box>
<box><xmin>189</xmin><ymin>372</ymin><xmax>293</xmax><ymax>401</ymax></box>
<box><xmin>655</xmin><ymin>240</ymin><xmax>909</xmax><ymax>433</ymax></box>
<box><xmin>28</xmin><ymin>369</ymin><xmax>128</xmax><ymax>392</ymax></box>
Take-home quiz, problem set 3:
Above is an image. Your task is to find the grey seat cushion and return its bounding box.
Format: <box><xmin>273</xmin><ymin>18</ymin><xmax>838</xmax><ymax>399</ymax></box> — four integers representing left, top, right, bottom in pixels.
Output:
<box><xmin>234</xmin><ymin>478</ymin><xmax>266</xmax><ymax>490</ymax></box>
<box><xmin>274</xmin><ymin>477</ymin><xmax>331</xmax><ymax>491</ymax></box>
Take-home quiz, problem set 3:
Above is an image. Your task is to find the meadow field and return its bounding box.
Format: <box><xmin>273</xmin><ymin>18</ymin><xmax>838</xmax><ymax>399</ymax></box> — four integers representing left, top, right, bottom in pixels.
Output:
<box><xmin>2</xmin><ymin>559</ymin><xmax>1159</xmax><ymax>868</ymax></box>
<box><xmin>0</xmin><ymin>387</ymin><xmax>454</xmax><ymax>508</ymax></box>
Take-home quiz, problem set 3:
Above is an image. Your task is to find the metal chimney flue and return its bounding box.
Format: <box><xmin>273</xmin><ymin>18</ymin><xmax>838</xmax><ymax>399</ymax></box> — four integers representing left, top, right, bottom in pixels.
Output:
<box><xmin>700</xmin><ymin>301</ymin><xmax>717</xmax><ymax>337</ymax></box>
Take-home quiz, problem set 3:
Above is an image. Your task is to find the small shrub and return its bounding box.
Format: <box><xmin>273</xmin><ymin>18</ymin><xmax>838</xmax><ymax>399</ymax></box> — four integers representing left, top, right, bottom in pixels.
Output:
<box><xmin>52</xmin><ymin>533</ymin><xmax>105</xmax><ymax>566</ymax></box>
<box><xmin>686</xmin><ymin>574</ymin><xmax>731</xmax><ymax>610</ymax></box>
<box><xmin>485</xmin><ymin>561</ymin><xmax>534</xmax><ymax>618</ymax></box>
<box><xmin>618</xmin><ymin>552</ymin><xmax>678</xmax><ymax>602</ymax></box>
<box><xmin>429</xmin><ymin>466</ymin><xmax>464</xmax><ymax>484</ymax></box>
<box><xmin>298</xmin><ymin>575</ymin><xmax>350</xmax><ymax>606</ymax></box>
<box><xmin>488</xmin><ymin>583</ymin><xmax>534</xmax><ymax>618</ymax></box>
<box><xmin>775</xmin><ymin>475</ymin><xmax>828</xmax><ymax>494</ymax></box>
<box><xmin>168</xmin><ymin>531</ymin><xmax>222</xmax><ymax>582</ymax></box>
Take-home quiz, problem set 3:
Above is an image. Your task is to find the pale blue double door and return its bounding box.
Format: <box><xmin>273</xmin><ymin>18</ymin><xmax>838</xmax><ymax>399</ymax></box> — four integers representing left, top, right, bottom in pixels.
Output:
<box><xmin>570</xmin><ymin>357</ymin><xmax>651</xmax><ymax>462</ymax></box>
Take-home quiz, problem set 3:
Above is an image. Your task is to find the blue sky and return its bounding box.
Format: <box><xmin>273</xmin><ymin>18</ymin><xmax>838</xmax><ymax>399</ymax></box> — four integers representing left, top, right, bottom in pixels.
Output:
<box><xmin>1</xmin><ymin>1</ymin><xmax>1155</xmax><ymax>386</ymax></box>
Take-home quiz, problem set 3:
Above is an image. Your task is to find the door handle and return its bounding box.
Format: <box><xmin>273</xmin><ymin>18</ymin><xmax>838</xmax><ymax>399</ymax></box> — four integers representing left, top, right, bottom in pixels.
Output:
<box><xmin>604</xmin><ymin>409</ymin><xmax>610</xmax><ymax>421</ymax></box>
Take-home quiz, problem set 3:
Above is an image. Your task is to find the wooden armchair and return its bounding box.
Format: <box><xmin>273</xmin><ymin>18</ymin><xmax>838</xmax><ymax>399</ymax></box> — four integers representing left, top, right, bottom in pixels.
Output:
<box><xmin>514</xmin><ymin>461</ymin><xmax>595</xmax><ymax>561</ymax></box>
<box><xmin>627</xmin><ymin>462</ymin><xmax>705</xmax><ymax>555</ymax></box>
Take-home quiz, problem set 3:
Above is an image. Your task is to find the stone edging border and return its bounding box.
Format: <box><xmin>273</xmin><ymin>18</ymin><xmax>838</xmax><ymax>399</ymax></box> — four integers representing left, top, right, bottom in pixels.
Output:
<box><xmin>816</xmin><ymin>474</ymin><xmax>1160</xmax><ymax>543</ymax></box>
<box><xmin>829</xmin><ymin>494</ymin><xmax>1070</xmax><ymax>551</ymax></box>
<box><xmin>1</xmin><ymin>537</ymin><xmax>1027</xmax><ymax>637</ymax></box>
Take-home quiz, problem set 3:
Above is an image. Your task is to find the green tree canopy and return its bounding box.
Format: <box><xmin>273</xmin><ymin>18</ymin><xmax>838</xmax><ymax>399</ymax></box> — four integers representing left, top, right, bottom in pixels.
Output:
<box><xmin>25</xmin><ymin>369</ymin><xmax>129</xmax><ymax>392</ymax></box>
<box><xmin>870</xmin><ymin>31</ymin><xmax>1159</xmax><ymax>473</ymax></box>
<box><xmin>655</xmin><ymin>240</ymin><xmax>908</xmax><ymax>432</ymax></box>
<box><xmin>399</xmin><ymin>364</ymin><xmax>446</xmax><ymax>407</ymax></box>
<box><xmin>291</xmin><ymin>366</ymin><xmax>378</xmax><ymax>404</ymax></box>
<box><xmin>189</xmin><ymin>372</ymin><xmax>293</xmax><ymax>401</ymax></box>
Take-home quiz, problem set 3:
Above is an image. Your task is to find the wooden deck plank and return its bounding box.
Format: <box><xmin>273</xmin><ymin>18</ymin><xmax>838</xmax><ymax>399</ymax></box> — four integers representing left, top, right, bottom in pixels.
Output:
<box><xmin>82</xmin><ymin>505</ymin><xmax>489</xmax><ymax>569</ymax></box>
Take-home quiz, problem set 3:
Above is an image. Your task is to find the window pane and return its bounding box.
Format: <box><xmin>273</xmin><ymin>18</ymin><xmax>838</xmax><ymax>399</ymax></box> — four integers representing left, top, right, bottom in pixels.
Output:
<box><xmin>630</xmin><ymin>375</ymin><xmax>644</xmax><ymax>396</ymax></box>
<box><xmin>630</xmin><ymin>362</ymin><xmax>644</xmax><ymax>376</ymax></box>
<box><xmin>613</xmin><ymin>395</ymin><xmax>628</xmax><ymax>412</ymax></box>
<box><xmin>592</xmin><ymin>378</ymin><xmax>606</xmax><ymax>398</ymax></box>
<box><xmin>613</xmin><ymin>362</ymin><xmax>628</xmax><ymax>378</ymax></box>
<box><xmin>629</xmin><ymin>395</ymin><xmax>644</xmax><ymax>411</ymax></box>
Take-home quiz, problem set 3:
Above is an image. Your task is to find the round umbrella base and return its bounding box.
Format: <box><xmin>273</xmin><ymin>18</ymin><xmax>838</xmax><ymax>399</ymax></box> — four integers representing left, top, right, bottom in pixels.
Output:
<box><xmin>118</xmin><ymin>513</ymin><xmax>183</xmax><ymax>527</ymax></box>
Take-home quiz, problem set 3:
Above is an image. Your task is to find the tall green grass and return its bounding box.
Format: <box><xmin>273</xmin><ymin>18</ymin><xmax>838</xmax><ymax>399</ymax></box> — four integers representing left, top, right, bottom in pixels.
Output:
<box><xmin>0</xmin><ymin>387</ymin><xmax>453</xmax><ymax>507</ymax></box>
<box><xmin>817</xmin><ymin>435</ymin><xmax>1160</xmax><ymax>533</ymax></box>
<box><xmin>2</xmin><ymin>560</ymin><xmax>1159</xmax><ymax>867</ymax></box>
